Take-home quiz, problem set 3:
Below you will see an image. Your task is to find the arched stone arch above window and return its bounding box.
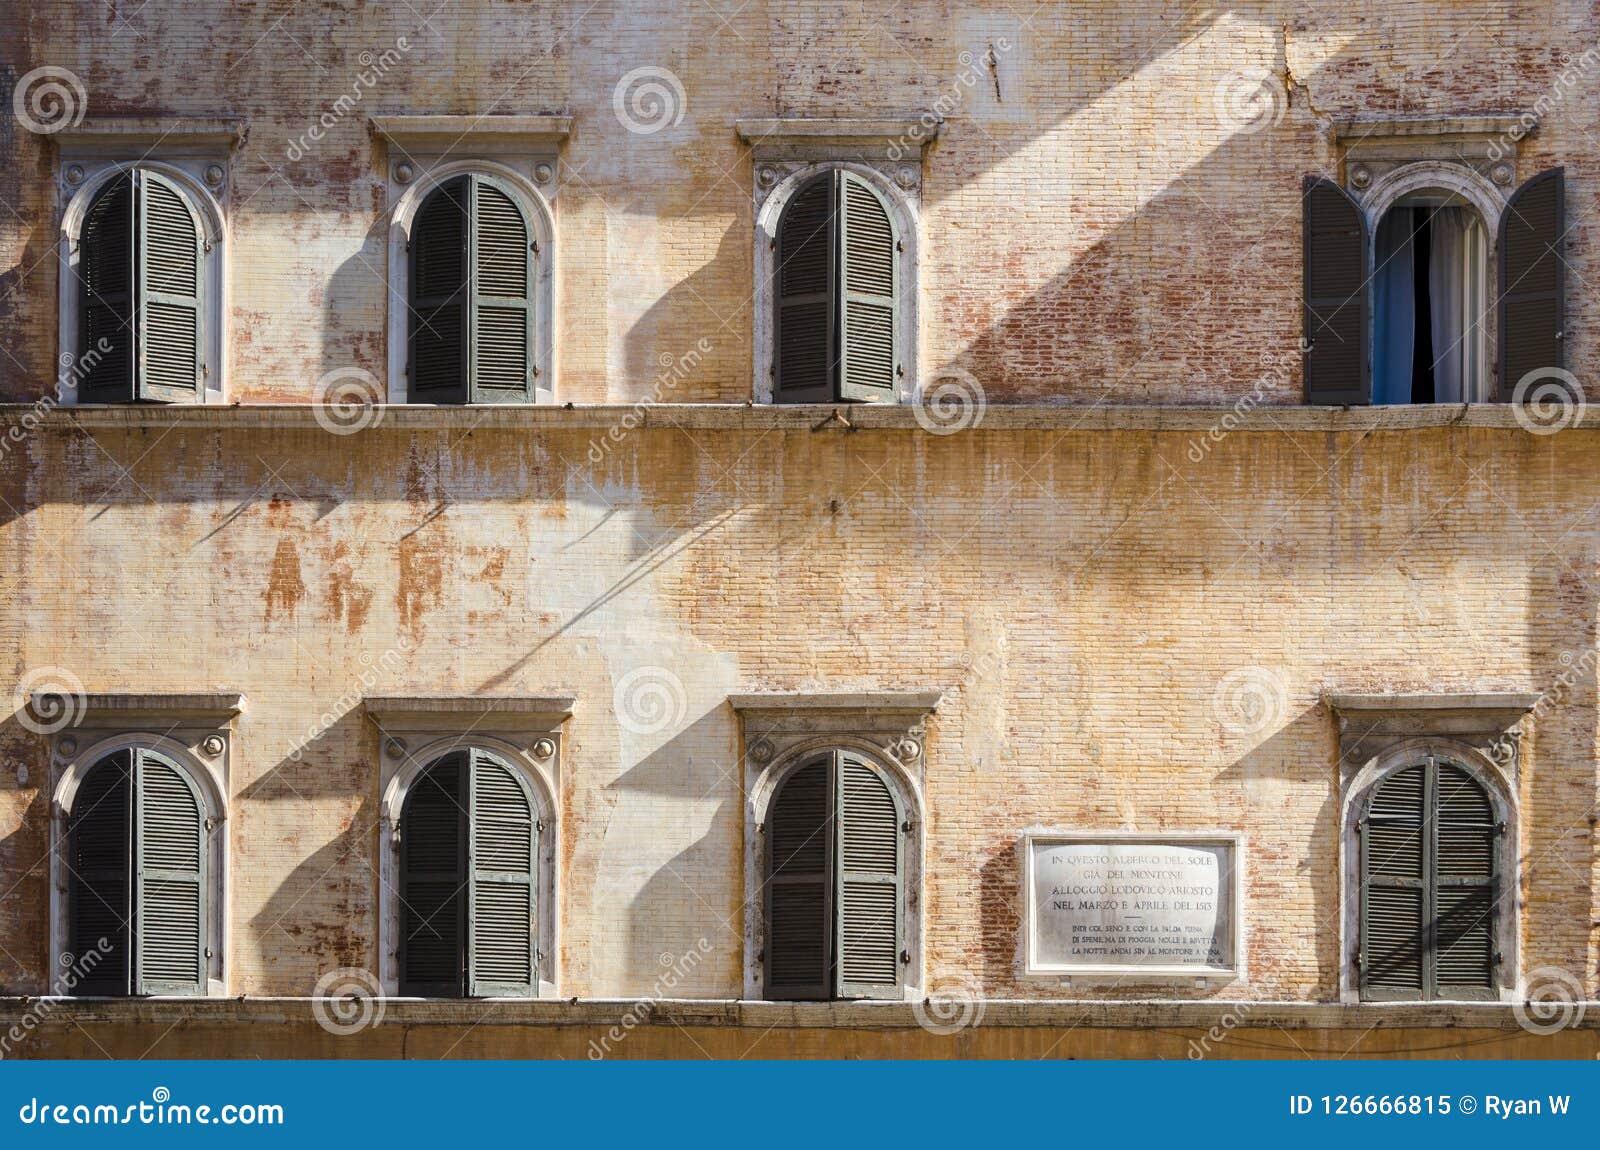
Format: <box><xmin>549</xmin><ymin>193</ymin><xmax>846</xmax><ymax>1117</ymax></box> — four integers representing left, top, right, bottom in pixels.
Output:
<box><xmin>732</xmin><ymin>691</ymin><xmax>938</xmax><ymax>1000</ymax></box>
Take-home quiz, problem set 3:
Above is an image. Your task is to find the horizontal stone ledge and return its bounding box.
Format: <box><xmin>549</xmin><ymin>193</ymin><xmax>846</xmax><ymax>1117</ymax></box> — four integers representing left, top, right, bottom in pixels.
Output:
<box><xmin>9</xmin><ymin>402</ymin><xmax>1595</xmax><ymax>435</ymax></box>
<box><xmin>0</xmin><ymin>997</ymin><xmax>1587</xmax><ymax>1032</ymax></box>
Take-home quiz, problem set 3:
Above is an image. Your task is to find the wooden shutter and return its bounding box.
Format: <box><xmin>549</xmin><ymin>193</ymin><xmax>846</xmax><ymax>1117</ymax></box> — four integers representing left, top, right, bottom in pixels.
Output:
<box><xmin>1360</xmin><ymin>763</ymin><xmax>1426</xmax><ymax>1000</ymax></box>
<box><xmin>1497</xmin><ymin>167</ymin><xmax>1565</xmax><ymax>401</ymax></box>
<box><xmin>774</xmin><ymin>173</ymin><xmax>837</xmax><ymax>403</ymax></box>
<box><xmin>467</xmin><ymin>750</ymin><xmax>537</xmax><ymax>997</ymax></box>
<box><xmin>409</xmin><ymin>177</ymin><xmax>470</xmax><ymax>403</ymax></box>
<box><xmin>1361</xmin><ymin>758</ymin><xmax>1499</xmax><ymax>1001</ymax></box>
<box><xmin>133</xmin><ymin>750</ymin><xmax>206</xmax><ymax>996</ymax></box>
<box><xmin>468</xmin><ymin>177</ymin><xmax>535</xmax><ymax>404</ymax></box>
<box><xmin>135</xmin><ymin>171</ymin><xmax>202</xmax><ymax>402</ymax></box>
<box><xmin>833</xmin><ymin>753</ymin><xmax>903</xmax><ymax>998</ymax></box>
<box><xmin>1302</xmin><ymin>177</ymin><xmax>1370</xmax><ymax>404</ymax></box>
<box><xmin>77</xmin><ymin>173</ymin><xmax>137</xmax><ymax>402</ymax></box>
<box><xmin>764</xmin><ymin>757</ymin><xmax>832</xmax><ymax>999</ymax></box>
<box><xmin>400</xmin><ymin>752</ymin><xmax>466</xmax><ymax>996</ymax></box>
<box><xmin>838</xmin><ymin>173</ymin><xmax>898</xmax><ymax>402</ymax></box>
<box><xmin>68</xmin><ymin>750</ymin><xmax>133</xmax><ymax>994</ymax></box>
<box><xmin>1432</xmin><ymin>762</ymin><xmax>1497</xmax><ymax>999</ymax></box>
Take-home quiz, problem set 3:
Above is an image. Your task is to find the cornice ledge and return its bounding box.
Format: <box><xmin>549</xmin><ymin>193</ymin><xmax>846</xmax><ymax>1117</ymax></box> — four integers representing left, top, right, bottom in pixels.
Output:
<box><xmin>53</xmin><ymin>116</ymin><xmax>246</xmax><ymax>151</ymax></box>
<box><xmin>369</xmin><ymin>114</ymin><xmax>572</xmax><ymax>146</ymax></box>
<box><xmin>364</xmin><ymin>695</ymin><xmax>575</xmax><ymax>732</ymax></box>
<box><xmin>1333</xmin><ymin>115</ymin><xmax>1534</xmax><ymax>140</ymax></box>
<box><xmin>728</xmin><ymin>691</ymin><xmax>941</xmax><ymax>714</ymax></box>
<box><xmin>735</xmin><ymin>116</ymin><xmax>941</xmax><ymax>146</ymax></box>
<box><xmin>1325</xmin><ymin>692</ymin><xmax>1541</xmax><ymax>716</ymax></box>
<box><xmin>32</xmin><ymin>691</ymin><xmax>246</xmax><ymax>729</ymax></box>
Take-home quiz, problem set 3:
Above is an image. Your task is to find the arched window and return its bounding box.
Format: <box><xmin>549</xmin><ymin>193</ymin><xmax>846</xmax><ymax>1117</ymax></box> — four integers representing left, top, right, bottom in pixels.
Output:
<box><xmin>764</xmin><ymin>750</ymin><xmax>904</xmax><ymax>1000</ymax></box>
<box><xmin>398</xmin><ymin>748</ymin><xmax>539</xmax><ymax>997</ymax></box>
<box><xmin>773</xmin><ymin>170</ymin><xmax>899</xmax><ymax>404</ymax></box>
<box><xmin>1360</xmin><ymin>756</ymin><xmax>1500</xmax><ymax>1001</ymax></box>
<box><xmin>77</xmin><ymin>169</ymin><xmax>204</xmax><ymax>403</ymax></box>
<box><xmin>67</xmin><ymin>748</ymin><xmax>208</xmax><ymax>996</ymax></box>
<box><xmin>408</xmin><ymin>174</ymin><xmax>537</xmax><ymax>404</ymax></box>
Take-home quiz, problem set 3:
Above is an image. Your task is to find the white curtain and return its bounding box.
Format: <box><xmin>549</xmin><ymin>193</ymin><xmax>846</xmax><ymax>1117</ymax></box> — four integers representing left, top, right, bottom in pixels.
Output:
<box><xmin>1372</xmin><ymin>208</ymin><xmax>1415</xmax><ymax>405</ymax></box>
<box><xmin>1428</xmin><ymin>207</ymin><xmax>1487</xmax><ymax>402</ymax></box>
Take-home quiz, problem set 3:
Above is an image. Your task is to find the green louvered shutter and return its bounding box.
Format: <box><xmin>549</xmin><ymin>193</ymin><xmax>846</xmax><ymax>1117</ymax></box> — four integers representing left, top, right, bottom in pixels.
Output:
<box><xmin>409</xmin><ymin>177</ymin><xmax>470</xmax><ymax>403</ymax></box>
<box><xmin>1360</xmin><ymin>763</ymin><xmax>1426</xmax><ymax>1000</ymax></box>
<box><xmin>400</xmin><ymin>753</ymin><xmax>466</xmax><ymax>996</ymax></box>
<box><xmin>1497</xmin><ymin>168</ymin><xmax>1565</xmax><ymax>401</ymax></box>
<box><xmin>68</xmin><ymin>750</ymin><xmax>133</xmax><ymax>994</ymax></box>
<box><xmin>1433</xmin><ymin>762</ymin><xmax>1497</xmax><ymax>999</ymax></box>
<box><xmin>838</xmin><ymin>173</ymin><xmax>898</xmax><ymax>402</ymax></box>
<box><xmin>77</xmin><ymin>173</ymin><xmax>137</xmax><ymax>402</ymax></box>
<box><xmin>765</xmin><ymin>757</ymin><xmax>832</xmax><ymax>999</ymax></box>
<box><xmin>135</xmin><ymin>171</ymin><xmax>203</xmax><ymax>402</ymax></box>
<box><xmin>467</xmin><ymin>750</ymin><xmax>537</xmax><ymax>997</ymax></box>
<box><xmin>833</xmin><ymin>753</ymin><xmax>902</xmax><ymax>998</ymax></box>
<box><xmin>133</xmin><ymin>750</ymin><xmax>206</xmax><ymax>996</ymax></box>
<box><xmin>774</xmin><ymin>173</ymin><xmax>836</xmax><ymax>403</ymax></box>
<box><xmin>1302</xmin><ymin>177</ymin><xmax>1370</xmax><ymax>404</ymax></box>
<box><xmin>469</xmin><ymin>177</ymin><xmax>535</xmax><ymax>404</ymax></box>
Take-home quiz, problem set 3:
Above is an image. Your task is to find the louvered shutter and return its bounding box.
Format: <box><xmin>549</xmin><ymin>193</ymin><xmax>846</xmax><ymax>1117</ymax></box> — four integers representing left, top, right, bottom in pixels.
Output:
<box><xmin>135</xmin><ymin>171</ymin><xmax>202</xmax><ymax>402</ymax></box>
<box><xmin>400</xmin><ymin>752</ymin><xmax>467</xmax><ymax>996</ymax></box>
<box><xmin>409</xmin><ymin>177</ymin><xmax>470</xmax><ymax>403</ymax></box>
<box><xmin>774</xmin><ymin>173</ymin><xmax>837</xmax><ymax>403</ymax></box>
<box><xmin>77</xmin><ymin>173</ymin><xmax>136</xmax><ymax>402</ymax></box>
<box><xmin>833</xmin><ymin>753</ymin><xmax>902</xmax><ymax>998</ymax></box>
<box><xmin>1302</xmin><ymin>177</ymin><xmax>1370</xmax><ymax>404</ymax></box>
<box><xmin>838</xmin><ymin>174</ymin><xmax>898</xmax><ymax>402</ymax></box>
<box><xmin>468</xmin><ymin>177</ymin><xmax>535</xmax><ymax>404</ymax></box>
<box><xmin>764</xmin><ymin>757</ymin><xmax>832</xmax><ymax>999</ymax></box>
<box><xmin>467</xmin><ymin>750</ymin><xmax>537</xmax><ymax>997</ymax></box>
<box><xmin>133</xmin><ymin>750</ymin><xmax>206</xmax><ymax>996</ymax></box>
<box><xmin>68</xmin><ymin>750</ymin><xmax>133</xmax><ymax>994</ymax></box>
<box><xmin>1497</xmin><ymin>168</ymin><xmax>1565</xmax><ymax>401</ymax></box>
<box><xmin>1432</xmin><ymin>762</ymin><xmax>1497</xmax><ymax>999</ymax></box>
<box><xmin>1360</xmin><ymin>763</ymin><xmax>1426</xmax><ymax>1000</ymax></box>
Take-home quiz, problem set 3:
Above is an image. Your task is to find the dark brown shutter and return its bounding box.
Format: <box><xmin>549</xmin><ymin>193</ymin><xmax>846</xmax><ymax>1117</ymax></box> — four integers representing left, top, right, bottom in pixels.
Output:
<box><xmin>1432</xmin><ymin>762</ymin><xmax>1497</xmax><ymax>998</ymax></box>
<box><xmin>1302</xmin><ymin>177</ymin><xmax>1370</xmax><ymax>404</ymax></box>
<box><xmin>774</xmin><ymin>173</ymin><xmax>836</xmax><ymax>403</ymax></box>
<box><xmin>409</xmin><ymin>178</ymin><xmax>470</xmax><ymax>403</ymax></box>
<box><xmin>764</xmin><ymin>757</ymin><xmax>832</xmax><ymax>999</ymax></box>
<box><xmin>68</xmin><ymin>750</ymin><xmax>133</xmax><ymax>994</ymax></box>
<box><xmin>1360</xmin><ymin>763</ymin><xmax>1425</xmax><ymax>999</ymax></box>
<box><xmin>400</xmin><ymin>752</ymin><xmax>466</xmax><ymax>996</ymax></box>
<box><xmin>133</xmin><ymin>750</ymin><xmax>206</xmax><ymax>996</ymax></box>
<box><xmin>1497</xmin><ymin>167</ymin><xmax>1565</xmax><ymax>401</ymax></box>
<box><xmin>78</xmin><ymin>174</ymin><xmax>137</xmax><ymax>402</ymax></box>
<box><xmin>135</xmin><ymin>171</ymin><xmax>202</xmax><ymax>402</ymax></box>
<box><xmin>467</xmin><ymin>750</ymin><xmax>537</xmax><ymax>997</ymax></box>
<box><xmin>838</xmin><ymin>174</ymin><xmax>898</xmax><ymax>402</ymax></box>
<box><xmin>833</xmin><ymin>753</ymin><xmax>902</xmax><ymax>998</ymax></box>
<box><xmin>469</xmin><ymin>177</ymin><xmax>535</xmax><ymax>404</ymax></box>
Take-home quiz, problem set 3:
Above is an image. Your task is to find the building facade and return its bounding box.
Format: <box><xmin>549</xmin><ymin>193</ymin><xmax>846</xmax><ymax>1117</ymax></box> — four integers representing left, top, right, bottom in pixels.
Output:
<box><xmin>0</xmin><ymin>2</ymin><xmax>1597</xmax><ymax>1058</ymax></box>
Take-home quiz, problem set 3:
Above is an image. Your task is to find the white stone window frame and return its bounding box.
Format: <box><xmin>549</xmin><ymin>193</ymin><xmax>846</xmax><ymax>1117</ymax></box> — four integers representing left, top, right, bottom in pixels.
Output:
<box><xmin>366</xmin><ymin>695</ymin><xmax>570</xmax><ymax>999</ymax></box>
<box><xmin>1329</xmin><ymin>692</ymin><xmax>1536</xmax><ymax>1005</ymax></box>
<box><xmin>373</xmin><ymin>117</ymin><xmax>567</xmax><ymax>406</ymax></box>
<box><xmin>54</xmin><ymin>119</ymin><xmax>239</xmax><ymax>405</ymax></box>
<box><xmin>739</xmin><ymin>119</ymin><xmax>936</xmax><ymax>405</ymax></box>
<box><xmin>732</xmin><ymin>691</ymin><xmax>938</xmax><ymax>1001</ymax></box>
<box><xmin>42</xmin><ymin>693</ymin><xmax>242</xmax><ymax>997</ymax></box>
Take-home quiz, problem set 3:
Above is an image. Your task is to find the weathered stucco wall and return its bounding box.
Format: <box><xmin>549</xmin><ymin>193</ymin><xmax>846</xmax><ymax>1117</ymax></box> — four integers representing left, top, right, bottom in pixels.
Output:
<box><xmin>2</xmin><ymin>2</ymin><xmax>1599</xmax><ymax>405</ymax></box>
<box><xmin>0</xmin><ymin>419</ymin><xmax>1595</xmax><ymax>1007</ymax></box>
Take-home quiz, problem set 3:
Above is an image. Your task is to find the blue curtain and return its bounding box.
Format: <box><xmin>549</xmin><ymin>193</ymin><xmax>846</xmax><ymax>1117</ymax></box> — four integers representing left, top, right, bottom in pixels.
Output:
<box><xmin>1372</xmin><ymin>208</ymin><xmax>1415</xmax><ymax>405</ymax></box>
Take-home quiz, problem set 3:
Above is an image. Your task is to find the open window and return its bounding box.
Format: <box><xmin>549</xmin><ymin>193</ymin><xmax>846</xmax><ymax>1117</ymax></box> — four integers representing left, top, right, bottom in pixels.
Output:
<box><xmin>1302</xmin><ymin>168</ymin><xmax>1565</xmax><ymax>404</ymax></box>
